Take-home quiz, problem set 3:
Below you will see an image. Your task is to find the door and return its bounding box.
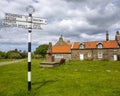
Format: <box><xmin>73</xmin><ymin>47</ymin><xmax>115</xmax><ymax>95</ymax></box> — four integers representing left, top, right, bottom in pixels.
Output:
<box><xmin>80</xmin><ymin>54</ymin><xmax>84</xmax><ymax>60</ymax></box>
<box><xmin>114</xmin><ymin>55</ymin><xmax>117</xmax><ymax>61</ymax></box>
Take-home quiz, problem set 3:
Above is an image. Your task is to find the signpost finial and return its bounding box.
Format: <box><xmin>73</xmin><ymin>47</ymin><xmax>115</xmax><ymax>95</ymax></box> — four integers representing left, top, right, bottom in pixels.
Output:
<box><xmin>26</xmin><ymin>5</ymin><xmax>35</xmax><ymax>14</ymax></box>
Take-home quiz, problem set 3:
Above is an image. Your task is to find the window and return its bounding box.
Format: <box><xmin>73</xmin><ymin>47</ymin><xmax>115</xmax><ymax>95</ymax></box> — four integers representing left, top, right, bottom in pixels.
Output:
<box><xmin>97</xmin><ymin>44</ymin><xmax>103</xmax><ymax>48</ymax></box>
<box><xmin>98</xmin><ymin>51</ymin><xmax>103</xmax><ymax>58</ymax></box>
<box><xmin>80</xmin><ymin>44</ymin><xmax>84</xmax><ymax>49</ymax></box>
<box><xmin>88</xmin><ymin>52</ymin><xmax>91</xmax><ymax>57</ymax></box>
<box><xmin>97</xmin><ymin>42</ymin><xmax>103</xmax><ymax>48</ymax></box>
<box><xmin>55</xmin><ymin>54</ymin><xmax>63</xmax><ymax>58</ymax></box>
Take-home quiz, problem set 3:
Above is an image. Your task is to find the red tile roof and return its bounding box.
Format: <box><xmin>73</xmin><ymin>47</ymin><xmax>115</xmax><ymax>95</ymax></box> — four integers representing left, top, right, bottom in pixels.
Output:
<box><xmin>52</xmin><ymin>45</ymin><xmax>71</xmax><ymax>53</ymax></box>
<box><xmin>72</xmin><ymin>42</ymin><xmax>80</xmax><ymax>49</ymax></box>
<box><xmin>102</xmin><ymin>40</ymin><xmax>118</xmax><ymax>48</ymax></box>
<box><xmin>52</xmin><ymin>41</ymin><xmax>71</xmax><ymax>53</ymax></box>
<box><xmin>72</xmin><ymin>40</ymin><xmax>118</xmax><ymax>49</ymax></box>
<box><xmin>84</xmin><ymin>41</ymin><xmax>97</xmax><ymax>49</ymax></box>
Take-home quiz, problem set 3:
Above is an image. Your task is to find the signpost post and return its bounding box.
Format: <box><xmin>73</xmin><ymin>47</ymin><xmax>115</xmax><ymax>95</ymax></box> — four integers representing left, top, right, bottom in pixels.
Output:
<box><xmin>3</xmin><ymin>5</ymin><xmax>47</xmax><ymax>91</ymax></box>
<box><xmin>26</xmin><ymin>5</ymin><xmax>34</xmax><ymax>91</ymax></box>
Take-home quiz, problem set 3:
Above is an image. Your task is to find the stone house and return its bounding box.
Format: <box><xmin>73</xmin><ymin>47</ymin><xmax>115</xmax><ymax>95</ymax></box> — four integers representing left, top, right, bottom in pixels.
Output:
<box><xmin>52</xmin><ymin>35</ymin><xmax>71</xmax><ymax>62</ymax></box>
<box><xmin>51</xmin><ymin>31</ymin><xmax>120</xmax><ymax>61</ymax></box>
<box><xmin>71</xmin><ymin>31</ymin><xmax>120</xmax><ymax>61</ymax></box>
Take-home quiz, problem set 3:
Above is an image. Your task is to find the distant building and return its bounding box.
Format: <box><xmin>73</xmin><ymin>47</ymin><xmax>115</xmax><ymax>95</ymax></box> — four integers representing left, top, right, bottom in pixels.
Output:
<box><xmin>52</xmin><ymin>35</ymin><xmax>71</xmax><ymax>62</ymax></box>
<box><xmin>51</xmin><ymin>31</ymin><xmax>120</xmax><ymax>61</ymax></box>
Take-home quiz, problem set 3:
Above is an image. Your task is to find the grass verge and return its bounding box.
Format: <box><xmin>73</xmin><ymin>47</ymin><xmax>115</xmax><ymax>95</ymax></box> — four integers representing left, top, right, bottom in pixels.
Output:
<box><xmin>0</xmin><ymin>60</ymin><xmax>120</xmax><ymax>96</ymax></box>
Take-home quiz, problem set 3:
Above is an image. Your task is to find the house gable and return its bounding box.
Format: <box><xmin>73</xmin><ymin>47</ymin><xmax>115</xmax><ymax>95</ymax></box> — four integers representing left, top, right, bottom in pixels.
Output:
<box><xmin>55</xmin><ymin>35</ymin><xmax>69</xmax><ymax>46</ymax></box>
<box><xmin>52</xmin><ymin>35</ymin><xmax>71</xmax><ymax>54</ymax></box>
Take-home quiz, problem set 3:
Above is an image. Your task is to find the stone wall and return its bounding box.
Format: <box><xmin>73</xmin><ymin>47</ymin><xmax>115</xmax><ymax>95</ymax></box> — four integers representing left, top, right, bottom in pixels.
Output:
<box><xmin>71</xmin><ymin>48</ymin><xmax>120</xmax><ymax>61</ymax></box>
<box><xmin>53</xmin><ymin>54</ymin><xmax>71</xmax><ymax>62</ymax></box>
<box><xmin>46</xmin><ymin>55</ymin><xmax>54</xmax><ymax>62</ymax></box>
<box><xmin>55</xmin><ymin>35</ymin><xmax>67</xmax><ymax>46</ymax></box>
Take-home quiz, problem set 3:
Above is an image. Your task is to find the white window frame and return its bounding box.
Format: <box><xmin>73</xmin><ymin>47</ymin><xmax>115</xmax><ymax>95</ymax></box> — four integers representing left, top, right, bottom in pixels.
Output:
<box><xmin>55</xmin><ymin>54</ymin><xmax>63</xmax><ymax>58</ymax></box>
<box><xmin>98</xmin><ymin>51</ymin><xmax>103</xmax><ymax>58</ymax></box>
<box><xmin>88</xmin><ymin>52</ymin><xmax>91</xmax><ymax>57</ymax></box>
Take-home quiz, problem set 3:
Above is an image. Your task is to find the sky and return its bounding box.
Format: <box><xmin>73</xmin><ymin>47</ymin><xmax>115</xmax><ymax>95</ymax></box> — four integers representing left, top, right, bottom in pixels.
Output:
<box><xmin>0</xmin><ymin>0</ymin><xmax>120</xmax><ymax>52</ymax></box>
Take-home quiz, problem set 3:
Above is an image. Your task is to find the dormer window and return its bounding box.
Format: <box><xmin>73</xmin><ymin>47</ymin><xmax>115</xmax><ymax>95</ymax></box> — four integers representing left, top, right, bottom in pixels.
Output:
<box><xmin>80</xmin><ymin>43</ymin><xmax>84</xmax><ymax>49</ymax></box>
<box><xmin>97</xmin><ymin>42</ymin><xmax>103</xmax><ymax>48</ymax></box>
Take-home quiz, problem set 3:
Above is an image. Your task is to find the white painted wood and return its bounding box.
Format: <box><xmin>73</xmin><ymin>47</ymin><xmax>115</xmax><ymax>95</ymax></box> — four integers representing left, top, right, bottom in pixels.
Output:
<box><xmin>80</xmin><ymin>54</ymin><xmax>84</xmax><ymax>60</ymax></box>
<box><xmin>114</xmin><ymin>55</ymin><xmax>117</xmax><ymax>61</ymax></box>
<box><xmin>28</xmin><ymin>72</ymin><xmax>31</xmax><ymax>81</ymax></box>
<box><xmin>28</xmin><ymin>52</ymin><xmax>31</xmax><ymax>62</ymax></box>
<box><xmin>28</xmin><ymin>32</ymin><xmax>31</xmax><ymax>42</ymax></box>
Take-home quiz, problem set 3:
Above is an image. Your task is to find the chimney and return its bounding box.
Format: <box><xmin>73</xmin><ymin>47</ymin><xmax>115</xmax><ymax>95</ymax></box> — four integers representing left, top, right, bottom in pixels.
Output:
<box><xmin>116</xmin><ymin>31</ymin><xmax>119</xmax><ymax>35</ymax></box>
<box><xmin>48</xmin><ymin>42</ymin><xmax>52</xmax><ymax>52</ymax></box>
<box><xmin>67</xmin><ymin>40</ymin><xmax>70</xmax><ymax>43</ymax></box>
<box><xmin>106</xmin><ymin>31</ymin><xmax>109</xmax><ymax>41</ymax></box>
<box><xmin>59</xmin><ymin>34</ymin><xmax>63</xmax><ymax>41</ymax></box>
<box><xmin>115</xmin><ymin>31</ymin><xmax>119</xmax><ymax>41</ymax></box>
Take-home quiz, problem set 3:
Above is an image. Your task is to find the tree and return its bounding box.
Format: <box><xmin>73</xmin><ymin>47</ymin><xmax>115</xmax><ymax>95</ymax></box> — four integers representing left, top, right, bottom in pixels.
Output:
<box><xmin>19</xmin><ymin>50</ymin><xmax>27</xmax><ymax>58</ymax></box>
<box><xmin>6</xmin><ymin>50</ymin><xmax>22</xmax><ymax>59</ymax></box>
<box><xmin>0</xmin><ymin>49</ymin><xmax>28</xmax><ymax>59</ymax></box>
<box><xmin>0</xmin><ymin>51</ymin><xmax>6</xmax><ymax>59</ymax></box>
<box><xmin>34</xmin><ymin>44</ymin><xmax>49</xmax><ymax>58</ymax></box>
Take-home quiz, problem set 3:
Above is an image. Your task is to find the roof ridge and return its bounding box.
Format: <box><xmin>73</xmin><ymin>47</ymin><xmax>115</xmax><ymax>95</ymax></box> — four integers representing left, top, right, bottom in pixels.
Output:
<box><xmin>81</xmin><ymin>40</ymin><xmax>117</xmax><ymax>43</ymax></box>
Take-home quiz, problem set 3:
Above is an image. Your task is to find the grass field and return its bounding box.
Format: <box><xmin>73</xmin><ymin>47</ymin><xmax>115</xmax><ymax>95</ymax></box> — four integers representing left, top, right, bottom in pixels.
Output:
<box><xmin>0</xmin><ymin>59</ymin><xmax>120</xmax><ymax>96</ymax></box>
<box><xmin>0</xmin><ymin>59</ymin><xmax>15</xmax><ymax>62</ymax></box>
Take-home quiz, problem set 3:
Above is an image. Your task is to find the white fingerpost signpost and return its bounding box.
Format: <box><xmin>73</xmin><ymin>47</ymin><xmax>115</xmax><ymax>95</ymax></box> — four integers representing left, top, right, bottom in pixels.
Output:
<box><xmin>26</xmin><ymin>5</ymin><xmax>34</xmax><ymax>91</ymax></box>
<box><xmin>3</xmin><ymin>5</ymin><xmax>47</xmax><ymax>91</ymax></box>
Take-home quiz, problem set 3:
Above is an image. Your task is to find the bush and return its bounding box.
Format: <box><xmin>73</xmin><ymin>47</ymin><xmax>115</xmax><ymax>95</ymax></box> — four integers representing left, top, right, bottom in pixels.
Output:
<box><xmin>0</xmin><ymin>51</ymin><xmax>6</xmax><ymax>59</ymax></box>
<box><xmin>6</xmin><ymin>50</ymin><xmax>22</xmax><ymax>59</ymax></box>
<box><xmin>19</xmin><ymin>51</ymin><xmax>27</xmax><ymax>58</ymax></box>
<box><xmin>0</xmin><ymin>49</ymin><xmax>28</xmax><ymax>59</ymax></box>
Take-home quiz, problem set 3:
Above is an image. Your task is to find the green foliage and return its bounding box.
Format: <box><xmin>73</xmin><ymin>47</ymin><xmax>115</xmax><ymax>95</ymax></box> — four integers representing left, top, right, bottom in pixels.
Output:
<box><xmin>34</xmin><ymin>44</ymin><xmax>49</xmax><ymax>58</ymax></box>
<box><xmin>0</xmin><ymin>51</ymin><xmax>6</xmax><ymax>59</ymax></box>
<box><xmin>0</xmin><ymin>49</ymin><xmax>27</xmax><ymax>59</ymax></box>
<box><xmin>0</xmin><ymin>60</ymin><xmax>120</xmax><ymax>96</ymax></box>
<box><xmin>6</xmin><ymin>50</ymin><xmax>22</xmax><ymax>59</ymax></box>
<box><xmin>19</xmin><ymin>51</ymin><xmax>27</xmax><ymax>58</ymax></box>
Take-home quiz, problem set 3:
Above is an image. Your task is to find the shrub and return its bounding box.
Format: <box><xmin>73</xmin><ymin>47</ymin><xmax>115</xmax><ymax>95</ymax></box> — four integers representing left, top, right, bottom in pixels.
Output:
<box><xmin>0</xmin><ymin>51</ymin><xmax>6</xmax><ymax>59</ymax></box>
<box><xmin>6</xmin><ymin>50</ymin><xmax>22</xmax><ymax>59</ymax></box>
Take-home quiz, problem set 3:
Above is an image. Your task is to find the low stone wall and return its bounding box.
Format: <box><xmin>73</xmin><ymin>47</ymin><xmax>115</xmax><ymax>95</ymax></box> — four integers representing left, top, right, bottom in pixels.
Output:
<box><xmin>53</xmin><ymin>54</ymin><xmax>71</xmax><ymax>62</ymax></box>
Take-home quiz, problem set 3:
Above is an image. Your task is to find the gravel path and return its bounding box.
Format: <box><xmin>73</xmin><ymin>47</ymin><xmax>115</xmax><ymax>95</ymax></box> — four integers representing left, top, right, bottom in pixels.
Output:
<box><xmin>0</xmin><ymin>59</ymin><xmax>25</xmax><ymax>66</ymax></box>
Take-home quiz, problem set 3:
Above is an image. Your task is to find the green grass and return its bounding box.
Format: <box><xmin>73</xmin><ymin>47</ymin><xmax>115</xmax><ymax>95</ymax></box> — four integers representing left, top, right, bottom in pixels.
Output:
<box><xmin>0</xmin><ymin>60</ymin><xmax>120</xmax><ymax>96</ymax></box>
<box><xmin>0</xmin><ymin>59</ymin><xmax>15</xmax><ymax>62</ymax></box>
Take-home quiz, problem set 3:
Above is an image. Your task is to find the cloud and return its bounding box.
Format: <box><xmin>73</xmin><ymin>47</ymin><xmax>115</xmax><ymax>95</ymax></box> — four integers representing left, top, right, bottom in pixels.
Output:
<box><xmin>32</xmin><ymin>0</ymin><xmax>39</xmax><ymax>3</ymax></box>
<box><xmin>0</xmin><ymin>0</ymin><xmax>120</xmax><ymax>51</ymax></box>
